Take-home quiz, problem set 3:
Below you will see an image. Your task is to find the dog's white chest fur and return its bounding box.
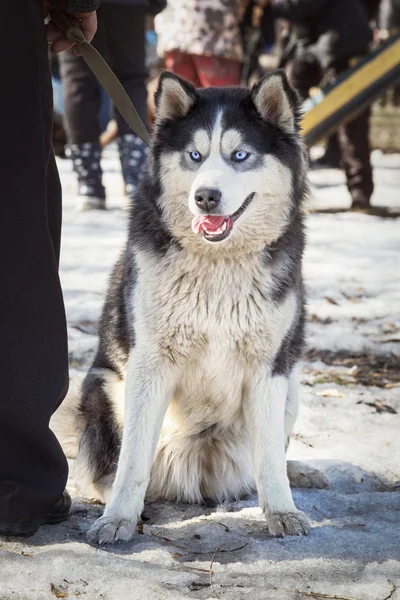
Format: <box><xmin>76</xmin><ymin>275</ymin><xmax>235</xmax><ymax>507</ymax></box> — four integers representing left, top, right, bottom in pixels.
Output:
<box><xmin>133</xmin><ymin>249</ymin><xmax>295</xmax><ymax>425</ymax></box>
<box><xmin>177</xmin><ymin>335</ymin><xmax>246</xmax><ymax>433</ymax></box>
<box><xmin>135</xmin><ymin>249</ymin><xmax>294</xmax><ymax>362</ymax></box>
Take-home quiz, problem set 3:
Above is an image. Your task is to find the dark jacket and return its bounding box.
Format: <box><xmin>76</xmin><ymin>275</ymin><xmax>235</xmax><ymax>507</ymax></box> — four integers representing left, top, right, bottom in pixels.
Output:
<box><xmin>100</xmin><ymin>0</ymin><xmax>166</xmax><ymax>15</ymax></box>
<box><xmin>271</xmin><ymin>0</ymin><xmax>373</xmax><ymax>68</ymax></box>
<box><xmin>270</xmin><ymin>0</ymin><xmax>329</xmax><ymax>27</ymax></box>
<box><xmin>49</xmin><ymin>0</ymin><xmax>100</xmax><ymax>12</ymax></box>
<box><xmin>362</xmin><ymin>0</ymin><xmax>381</xmax><ymax>21</ymax></box>
<box><xmin>49</xmin><ymin>0</ymin><xmax>166</xmax><ymax>14</ymax></box>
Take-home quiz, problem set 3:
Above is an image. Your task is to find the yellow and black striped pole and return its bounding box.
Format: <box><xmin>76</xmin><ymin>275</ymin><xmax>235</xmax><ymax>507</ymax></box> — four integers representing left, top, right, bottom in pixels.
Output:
<box><xmin>301</xmin><ymin>33</ymin><xmax>400</xmax><ymax>147</ymax></box>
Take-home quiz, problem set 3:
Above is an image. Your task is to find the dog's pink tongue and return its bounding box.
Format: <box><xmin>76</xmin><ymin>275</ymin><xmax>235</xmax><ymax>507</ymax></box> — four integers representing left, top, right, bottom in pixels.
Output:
<box><xmin>192</xmin><ymin>215</ymin><xmax>226</xmax><ymax>234</ymax></box>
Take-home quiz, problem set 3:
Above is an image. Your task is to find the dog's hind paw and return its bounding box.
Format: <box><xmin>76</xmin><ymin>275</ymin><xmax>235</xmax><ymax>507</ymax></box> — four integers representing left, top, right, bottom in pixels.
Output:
<box><xmin>287</xmin><ymin>460</ymin><xmax>329</xmax><ymax>489</ymax></box>
<box><xmin>87</xmin><ymin>514</ymin><xmax>137</xmax><ymax>545</ymax></box>
<box><xmin>264</xmin><ymin>510</ymin><xmax>311</xmax><ymax>537</ymax></box>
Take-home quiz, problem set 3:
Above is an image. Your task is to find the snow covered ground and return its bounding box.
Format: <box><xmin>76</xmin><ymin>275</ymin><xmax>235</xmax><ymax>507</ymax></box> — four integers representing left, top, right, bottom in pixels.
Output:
<box><xmin>1</xmin><ymin>148</ymin><xmax>399</xmax><ymax>600</ymax></box>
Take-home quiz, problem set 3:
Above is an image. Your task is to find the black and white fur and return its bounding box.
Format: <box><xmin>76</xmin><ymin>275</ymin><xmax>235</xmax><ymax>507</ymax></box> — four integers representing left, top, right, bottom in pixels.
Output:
<box><xmin>78</xmin><ymin>71</ymin><xmax>319</xmax><ymax>544</ymax></box>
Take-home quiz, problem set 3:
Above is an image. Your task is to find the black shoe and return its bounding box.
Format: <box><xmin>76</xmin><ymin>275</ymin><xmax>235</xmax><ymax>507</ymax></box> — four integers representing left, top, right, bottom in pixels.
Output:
<box><xmin>0</xmin><ymin>490</ymin><xmax>71</xmax><ymax>538</ymax></box>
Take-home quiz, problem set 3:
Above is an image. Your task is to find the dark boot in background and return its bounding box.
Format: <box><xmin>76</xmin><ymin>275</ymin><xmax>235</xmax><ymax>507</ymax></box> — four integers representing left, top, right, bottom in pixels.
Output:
<box><xmin>118</xmin><ymin>133</ymin><xmax>148</xmax><ymax>208</ymax></box>
<box><xmin>313</xmin><ymin>133</ymin><xmax>342</xmax><ymax>169</ymax></box>
<box><xmin>67</xmin><ymin>141</ymin><xmax>106</xmax><ymax>211</ymax></box>
<box><xmin>337</xmin><ymin>107</ymin><xmax>374</xmax><ymax>211</ymax></box>
<box><xmin>350</xmin><ymin>189</ymin><xmax>373</xmax><ymax>211</ymax></box>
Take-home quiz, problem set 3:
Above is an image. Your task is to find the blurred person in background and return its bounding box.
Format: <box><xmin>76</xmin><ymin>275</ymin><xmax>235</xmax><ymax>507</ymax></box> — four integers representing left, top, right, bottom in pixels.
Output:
<box><xmin>271</xmin><ymin>0</ymin><xmax>380</xmax><ymax>210</ymax></box>
<box><xmin>378</xmin><ymin>0</ymin><xmax>400</xmax><ymax>106</ymax></box>
<box><xmin>240</xmin><ymin>0</ymin><xmax>277</xmax><ymax>85</ymax></box>
<box><xmin>58</xmin><ymin>0</ymin><xmax>165</xmax><ymax>211</ymax></box>
<box><xmin>310</xmin><ymin>0</ymin><xmax>385</xmax><ymax>169</ymax></box>
<box><xmin>154</xmin><ymin>0</ymin><xmax>244</xmax><ymax>88</ymax></box>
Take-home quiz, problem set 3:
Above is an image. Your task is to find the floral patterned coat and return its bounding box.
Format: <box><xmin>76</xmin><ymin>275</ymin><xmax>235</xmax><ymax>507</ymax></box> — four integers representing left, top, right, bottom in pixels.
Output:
<box><xmin>155</xmin><ymin>0</ymin><xmax>244</xmax><ymax>62</ymax></box>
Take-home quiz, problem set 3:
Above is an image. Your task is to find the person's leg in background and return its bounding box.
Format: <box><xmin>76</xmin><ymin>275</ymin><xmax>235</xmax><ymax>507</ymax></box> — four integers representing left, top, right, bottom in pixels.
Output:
<box><xmin>325</xmin><ymin>60</ymin><xmax>373</xmax><ymax>209</ymax></box>
<box><xmin>102</xmin><ymin>3</ymin><xmax>149</xmax><ymax>202</ymax></box>
<box><xmin>194</xmin><ymin>55</ymin><xmax>242</xmax><ymax>87</ymax></box>
<box><xmin>313</xmin><ymin>133</ymin><xmax>342</xmax><ymax>168</ymax></box>
<box><xmin>336</xmin><ymin>103</ymin><xmax>374</xmax><ymax>208</ymax></box>
<box><xmin>289</xmin><ymin>55</ymin><xmax>373</xmax><ymax>208</ymax></box>
<box><xmin>0</xmin><ymin>0</ymin><xmax>70</xmax><ymax>534</ymax></box>
<box><xmin>58</xmin><ymin>16</ymin><xmax>107</xmax><ymax>211</ymax></box>
<box><xmin>286</xmin><ymin>55</ymin><xmax>321</xmax><ymax>166</ymax></box>
<box><xmin>164</xmin><ymin>51</ymin><xmax>202</xmax><ymax>87</ymax></box>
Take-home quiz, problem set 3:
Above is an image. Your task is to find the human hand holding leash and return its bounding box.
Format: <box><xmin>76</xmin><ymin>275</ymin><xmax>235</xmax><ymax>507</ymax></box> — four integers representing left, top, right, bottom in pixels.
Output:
<box><xmin>43</xmin><ymin>1</ymin><xmax>97</xmax><ymax>54</ymax></box>
<box><xmin>43</xmin><ymin>3</ymin><xmax>150</xmax><ymax>146</ymax></box>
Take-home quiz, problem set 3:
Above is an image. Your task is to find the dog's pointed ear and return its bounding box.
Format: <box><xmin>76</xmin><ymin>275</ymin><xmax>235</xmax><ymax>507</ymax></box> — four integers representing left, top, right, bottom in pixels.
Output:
<box><xmin>251</xmin><ymin>70</ymin><xmax>298</xmax><ymax>134</ymax></box>
<box><xmin>155</xmin><ymin>72</ymin><xmax>197</xmax><ymax>121</ymax></box>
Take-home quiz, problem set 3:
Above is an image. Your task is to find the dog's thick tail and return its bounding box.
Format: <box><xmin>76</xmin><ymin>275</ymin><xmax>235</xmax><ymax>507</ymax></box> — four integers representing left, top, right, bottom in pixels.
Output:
<box><xmin>50</xmin><ymin>369</ymin><xmax>85</xmax><ymax>459</ymax></box>
<box><xmin>50</xmin><ymin>366</ymin><xmax>124</xmax><ymax>503</ymax></box>
<box><xmin>75</xmin><ymin>367</ymin><xmax>124</xmax><ymax>502</ymax></box>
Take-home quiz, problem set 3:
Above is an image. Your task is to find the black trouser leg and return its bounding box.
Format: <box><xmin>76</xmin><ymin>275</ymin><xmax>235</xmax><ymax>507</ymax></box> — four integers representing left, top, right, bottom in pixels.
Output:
<box><xmin>101</xmin><ymin>3</ymin><xmax>148</xmax><ymax>132</ymax></box>
<box><xmin>287</xmin><ymin>55</ymin><xmax>373</xmax><ymax>201</ymax></box>
<box><xmin>322</xmin><ymin>134</ymin><xmax>341</xmax><ymax>163</ymax></box>
<box><xmin>58</xmin><ymin>47</ymin><xmax>103</xmax><ymax>144</ymax></box>
<box><xmin>0</xmin><ymin>0</ymin><xmax>69</xmax><ymax>522</ymax></box>
<box><xmin>331</xmin><ymin>62</ymin><xmax>373</xmax><ymax>201</ymax></box>
<box><xmin>58</xmin><ymin>3</ymin><xmax>148</xmax><ymax>144</ymax></box>
<box><xmin>58</xmin><ymin>27</ymin><xmax>106</xmax><ymax>201</ymax></box>
<box><xmin>285</xmin><ymin>58</ymin><xmax>321</xmax><ymax>165</ymax></box>
<box><xmin>337</xmin><ymin>107</ymin><xmax>374</xmax><ymax>200</ymax></box>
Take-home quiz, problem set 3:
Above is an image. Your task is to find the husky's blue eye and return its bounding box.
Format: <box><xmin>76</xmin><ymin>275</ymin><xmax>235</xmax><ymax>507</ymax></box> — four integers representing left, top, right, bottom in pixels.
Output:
<box><xmin>189</xmin><ymin>150</ymin><xmax>202</xmax><ymax>162</ymax></box>
<box><xmin>233</xmin><ymin>151</ymin><xmax>249</xmax><ymax>162</ymax></box>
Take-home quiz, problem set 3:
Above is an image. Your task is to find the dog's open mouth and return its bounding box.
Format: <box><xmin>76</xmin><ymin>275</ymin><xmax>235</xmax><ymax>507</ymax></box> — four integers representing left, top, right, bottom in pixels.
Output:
<box><xmin>191</xmin><ymin>193</ymin><xmax>255</xmax><ymax>242</ymax></box>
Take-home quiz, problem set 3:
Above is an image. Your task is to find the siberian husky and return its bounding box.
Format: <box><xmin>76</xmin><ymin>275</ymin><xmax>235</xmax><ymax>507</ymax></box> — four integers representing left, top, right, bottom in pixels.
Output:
<box><xmin>78</xmin><ymin>70</ymin><xmax>323</xmax><ymax>544</ymax></box>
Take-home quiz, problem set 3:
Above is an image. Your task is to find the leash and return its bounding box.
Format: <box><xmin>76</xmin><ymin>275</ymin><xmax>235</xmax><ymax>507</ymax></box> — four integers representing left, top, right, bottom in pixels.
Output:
<box><xmin>50</xmin><ymin>10</ymin><xmax>151</xmax><ymax>147</ymax></box>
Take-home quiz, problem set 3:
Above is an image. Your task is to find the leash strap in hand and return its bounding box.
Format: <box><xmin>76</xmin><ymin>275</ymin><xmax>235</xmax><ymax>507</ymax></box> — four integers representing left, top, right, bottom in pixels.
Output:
<box><xmin>50</xmin><ymin>11</ymin><xmax>151</xmax><ymax>147</ymax></box>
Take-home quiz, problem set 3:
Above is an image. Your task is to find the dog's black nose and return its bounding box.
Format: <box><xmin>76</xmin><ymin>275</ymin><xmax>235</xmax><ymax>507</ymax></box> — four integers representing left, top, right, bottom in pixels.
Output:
<box><xmin>194</xmin><ymin>188</ymin><xmax>221</xmax><ymax>212</ymax></box>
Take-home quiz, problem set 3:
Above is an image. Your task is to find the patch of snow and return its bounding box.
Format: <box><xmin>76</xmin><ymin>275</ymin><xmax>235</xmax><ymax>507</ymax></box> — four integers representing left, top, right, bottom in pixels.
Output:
<box><xmin>2</xmin><ymin>147</ymin><xmax>399</xmax><ymax>600</ymax></box>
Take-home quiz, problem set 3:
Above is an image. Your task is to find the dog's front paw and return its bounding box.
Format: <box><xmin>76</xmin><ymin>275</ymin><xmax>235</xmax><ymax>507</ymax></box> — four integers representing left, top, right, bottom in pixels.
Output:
<box><xmin>87</xmin><ymin>514</ymin><xmax>137</xmax><ymax>545</ymax></box>
<box><xmin>264</xmin><ymin>510</ymin><xmax>311</xmax><ymax>537</ymax></box>
<box><xmin>287</xmin><ymin>460</ymin><xmax>329</xmax><ymax>489</ymax></box>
